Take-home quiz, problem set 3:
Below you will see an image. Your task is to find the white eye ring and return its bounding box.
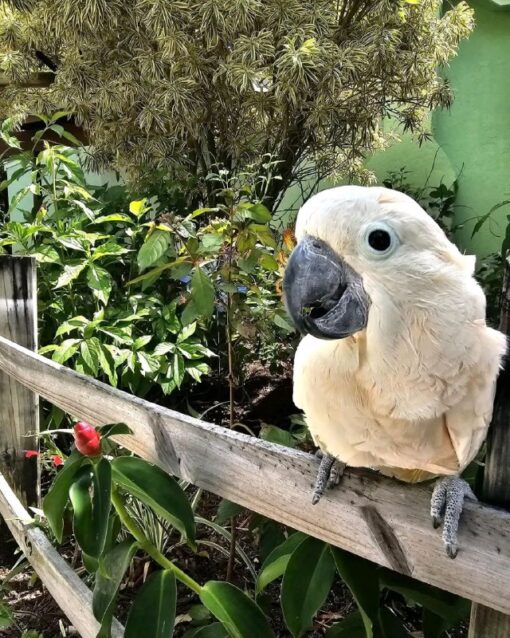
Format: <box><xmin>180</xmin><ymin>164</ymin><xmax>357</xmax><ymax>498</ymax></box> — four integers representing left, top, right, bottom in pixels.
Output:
<box><xmin>360</xmin><ymin>222</ymin><xmax>399</xmax><ymax>259</ymax></box>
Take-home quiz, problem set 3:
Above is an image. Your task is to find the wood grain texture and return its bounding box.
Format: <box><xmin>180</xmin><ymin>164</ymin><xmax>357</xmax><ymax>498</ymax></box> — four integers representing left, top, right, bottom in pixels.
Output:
<box><xmin>0</xmin><ymin>256</ymin><xmax>39</xmax><ymax>505</ymax></box>
<box><xmin>0</xmin><ymin>473</ymin><xmax>123</xmax><ymax>638</ymax></box>
<box><xmin>468</xmin><ymin>257</ymin><xmax>510</xmax><ymax>636</ymax></box>
<box><xmin>0</xmin><ymin>336</ymin><xmax>509</xmax><ymax>614</ymax></box>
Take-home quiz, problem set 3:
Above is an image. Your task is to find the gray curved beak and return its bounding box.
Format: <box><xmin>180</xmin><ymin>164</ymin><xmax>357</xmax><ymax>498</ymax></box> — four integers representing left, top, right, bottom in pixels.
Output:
<box><xmin>283</xmin><ymin>236</ymin><xmax>370</xmax><ymax>340</ymax></box>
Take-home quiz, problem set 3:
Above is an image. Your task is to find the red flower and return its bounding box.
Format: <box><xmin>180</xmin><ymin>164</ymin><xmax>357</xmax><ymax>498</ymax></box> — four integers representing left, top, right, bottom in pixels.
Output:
<box><xmin>73</xmin><ymin>421</ymin><xmax>102</xmax><ymax>457</ymax></box>
<box><xmin>51</xmin><ymin>455</ymin><xmax>64</xmax><ymax>467</ymax></box>
<box><xmin>24</xmin><ymin>450</ymin><xmax>39</xmax><ymax>458</ymax></box>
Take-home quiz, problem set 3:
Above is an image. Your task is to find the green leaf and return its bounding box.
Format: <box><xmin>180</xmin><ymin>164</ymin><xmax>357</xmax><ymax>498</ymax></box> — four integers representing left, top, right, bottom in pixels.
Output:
<box><xmin>133</xmin><ymin>335</ymin><xmax>153</xmax><ymax>350</ymax></box>
<box><xmin>69</xmin><ymin>459</ymin><xmax>111</xmax><ymax>559</ymax></box>
<box><xmin>325</xmin><ymin>611</ymin><xmax>366</xmax><ymax>638</ymax></box>
<box><xmin>191</xmin><ymin>624</ymin><xmax>229</xmax><ymax>638</ymax></box>
<box><xmin>54</xmin><ymin>262</ymin><xmax>88</xmax><ymax>288</ymax></box>
<box><xmin>191</xmin><ymin>267</ymin><xmax>215</xmax><ymax>318</ymax></box>
<box><xmin>259</xmin><ymin>424</ymin><xmax>297</xmax><ymax>448</ymax></box>
<box><xmin>281</xmin><ymin>537</ymin><xmax>336</xmax><ymax>638</ymax></box>
<box><xmin>245</xmin><ymin>204</ymin><xmax>272</xmax><ymax>223</ymax></box>
<box><xmin>111</xmin><ymin>456</ymin><xmax>196</xmax><ymax>546</ymax></box>
<box><xmin>52</xmin><ymin>338</ymin><xmax>81</xmax><ymax>364</ymax></box>
<box><xmin>173</xmin><ymin>353</ymin><xmax>185</xmax><ymax>388</ymax></box>
<box><xmin>87</xmin><ymin>264</ymin><xmax>113</xmax><ymax>304</ymax></box>
<box><xmin>0</xmin><ymin>601</ymin><xmax>14</xmax><ymax>629</ymax></box>
<box><xmin>256</xmin><ymin>532</ymin><xmax>307</xmax><ymax>594</ymax></box>
<box><xmin>129</xmin><ymin>199</ymin><xmax>147</xmax><ymax>216</ymax></box>
<box><xmin>138</xmin><ymin>230</ymin><xmax>171</xmax><ymax>272</ymax></box>
<box><xmin>259</xmin><ymin>254</ymin><xmax>279</xmax><ymax>271</ymax></box>
<box><xmin>200</xmin><ymin>581</ymin><xmax>275</xmax><ymax>638</ymax></box>
<box><xmin>98</xmin><ymin>423</ymin><xmax>133</xmax><ymax>438</ymax></box>
<box><xmin>125</xmin><ymin>570</ymin><xmax>176</xmax><ymax>638</ymax></box>
<box><xmin>215</xmin><ymin>499</ymin><xmax>246</xmax><ymax>526</ymax></box>
<box><xmin>92</xmin><ymin>242</ymin><xmax>130</xmax><ymax>260</ymax></box>
<box><xmin>378</xmin><ymin>608</ymin><xmax>411</xmax><ymax>638</ymax></box>
<box><xmin>80</xmin><ymin>340</ymin><xmax>99</xmax><ymax>375</ymax></box>
<box><xmin>331</xmin><ymin>548</ymin><xmax>381</xmax><ymax>638</ymax></box>
<box><xmin>93</xmin><ymin>540</ymin><xmax>138</xmax><ymax>633</ymax></box>
<box><xmin>93</xmin><ymin>213</ymin><xmax>133</xmax><ymax>224</ymax></box>
<box><xmin>43</xmin><ymin>450</ymin><xmax>85</xmax><ymax>542</ymax></box>
<box><xmin>379</xmin><ymin>569</ymin><xmax>469</xmax><ymax>624</ymax></box>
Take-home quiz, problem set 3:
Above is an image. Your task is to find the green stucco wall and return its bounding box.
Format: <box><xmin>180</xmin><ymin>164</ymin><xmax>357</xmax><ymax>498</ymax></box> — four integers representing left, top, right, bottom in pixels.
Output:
<box><xmin>432</xmin><ymin>0</ymin><xmax>510</xmax><ymax>256</ymax></box>
<box><xmin>281</xmin><ymin>0</ymin><xmax>510</xmax><ymax>259</ymax></box>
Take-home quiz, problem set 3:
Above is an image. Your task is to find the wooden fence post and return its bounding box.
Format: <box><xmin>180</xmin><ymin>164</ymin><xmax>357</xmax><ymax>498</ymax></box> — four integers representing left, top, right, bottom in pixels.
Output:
<box><xmin>0</xmin><ymin>255</ymin><xmax>39</xmax><ymax>506</ymax></box>
<box><xmin>468</xmin><ymin>256</ymin><xmax>510</xmax><ymax>637</ymax></box>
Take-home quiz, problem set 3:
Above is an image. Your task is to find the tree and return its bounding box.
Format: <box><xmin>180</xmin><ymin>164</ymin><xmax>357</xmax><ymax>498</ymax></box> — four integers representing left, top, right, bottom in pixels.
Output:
<box><xmin>0</xmin><ymin>0</ymin><xmax>473</xmax><ymax>207</ymax></box>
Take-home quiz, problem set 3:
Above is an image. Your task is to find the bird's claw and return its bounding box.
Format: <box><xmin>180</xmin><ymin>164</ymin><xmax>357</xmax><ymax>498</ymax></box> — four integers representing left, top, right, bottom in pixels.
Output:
<box><xmin>312</xmin><ymin>450</ymin><xmax>346</xmax><ymax>504</ymax></box>
<box><xmin>430</xmin><ymin>476</ymin><xmax>476</xmax><ymax>559</ymax></box>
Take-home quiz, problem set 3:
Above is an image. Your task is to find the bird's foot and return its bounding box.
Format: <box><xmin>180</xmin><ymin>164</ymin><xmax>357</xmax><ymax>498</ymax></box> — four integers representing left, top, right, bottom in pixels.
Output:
<box><xmin>312</xmin><ymin>450</ymin><xmax>346</xmax><ymax>505</ymax></box>
<box><xmin>430</xmin><ymin>476</ymin><xmax>477</xmax><ymax>559</ymax></box>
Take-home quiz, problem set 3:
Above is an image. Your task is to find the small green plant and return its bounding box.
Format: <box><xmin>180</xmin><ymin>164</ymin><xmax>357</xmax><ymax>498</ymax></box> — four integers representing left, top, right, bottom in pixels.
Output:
<box><xmin>42</xmin><ymin>421</ymin><xmax>274</xmax><ymax>638</ymax></box>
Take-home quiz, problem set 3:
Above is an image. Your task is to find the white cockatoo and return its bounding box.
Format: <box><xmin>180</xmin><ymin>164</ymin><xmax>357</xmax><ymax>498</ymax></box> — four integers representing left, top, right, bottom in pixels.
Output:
<box><xmin>283</xmin><ymin>185</ymin><xmax>506</xmax><ymax>557</ymax></box>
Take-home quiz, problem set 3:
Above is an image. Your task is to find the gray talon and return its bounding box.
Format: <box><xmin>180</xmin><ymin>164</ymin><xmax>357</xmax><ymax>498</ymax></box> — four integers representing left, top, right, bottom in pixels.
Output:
<box><xmin>312</xmin><ymin>451</ymin><xmax>346</xmax><ymax>504</ymax></box>
<box><xmin>430</xmin><ymin>476</ymin><xmax>476</xmax><ymax>559</ymax></box>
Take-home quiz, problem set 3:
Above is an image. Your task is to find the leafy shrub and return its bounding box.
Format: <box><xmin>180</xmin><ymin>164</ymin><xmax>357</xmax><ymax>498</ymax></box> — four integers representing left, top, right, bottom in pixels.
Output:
<box><xmin>0</xmin><ymin>116</ymin><xmax>295</xmax><ymax>428</ymax></box>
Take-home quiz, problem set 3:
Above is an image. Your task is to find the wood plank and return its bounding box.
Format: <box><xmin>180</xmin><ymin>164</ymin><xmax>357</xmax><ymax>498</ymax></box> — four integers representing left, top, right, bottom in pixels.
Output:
<box><xmin>0</xmin><ymin>336</ymin><xmax>510</xmax><ymax>614</ymax></box>
<box><xmin>0</xmin><ymin>256</ymin><xmax>39</xmax><ymax>506</ymax></box>
<box><xmin>0</xmin><ymin>473</ymin><xmax>123</xmax><ymax>638</ymax></box>
<box><xmin>468</xmin><ymin>257</ymin><xmax>510</xmax><ymax>636</ymax></box>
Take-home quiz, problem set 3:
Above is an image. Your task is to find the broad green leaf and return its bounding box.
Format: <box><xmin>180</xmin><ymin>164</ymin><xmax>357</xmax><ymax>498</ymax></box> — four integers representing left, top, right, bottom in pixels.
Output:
<box><xmin>93</xmin><ymin>540</ymin><xmax>138</xmax><ymax>634</ymax></box>
<box><xmin>378</xmin><ymin>608</ymin><xmax>411</xmax><ymax>637</ymax></box>
<box><xmin>177</xmin><ymin>322</ymin><xmax>197</xmax><ymax>342</ymax></box>
<box><xmin>43</xmin><ymin>450</ymin><xmax>85</xmax><ymax>542</ymax></box>
<box><xmin>133</xmin><ymin>335</ymin><xmax>153</xmax><ymax>350</ymax></box>
<box><xmin>92</xmin><ymin>242</ymin><xmax>129</xmax><ymax>260</ymax></box>
<box><xmin>154</xmin><ymin>342</ymin><xmax>176</xmax><ymax>356</ymax></box>
<box><xmin>54</xmin><ymin>262</ymin><xmax>87</xmax><ymax>288</ymax></box>
<box><xmin>330</xmin><ymin>548</ymin><xmax>380</xmax><ymax>638</ymax></box>
<box><xmin>191</xmin><ymin>267</ymin><xmax>215</xmax><ymax>318</ymax></box>
<box><xmin>138</xmin><ymin>230</ymin><xmax>171</xmax><ymax>272</ymax></box>
<box><xmin>181</xmin><ymin>299</ymin><xmax>200</xmax><ymax>326</ymax></box>
<box><xmin>98</xmin><ymin>423</ymin><xmax>133</xmax><ymax>438</ymax></box>
<box><xmin>129</xmin><ymin>199</ymin><xmax>147</xmax><ymax>216</ymax></box>
<box><xmin>191</xmin><ymin>207</ymin><xmax>219</xmax><ymax>218</ymax></box>
<box><xmin>87</xmin><ymin>264</ymin><xmax>113</xmax><ymax>304</ymax></box>
<box><xmin>281</xmin><ymin>537</ymin><xmax>336</xmax><ymax>638</ymax></box>
<box><xmin>80</xmin><ymin>340</ymin><xmax>99</xmax><ymax>375</ymax></box>
<box><xmin>51</xmin><ymin>338</ymin><xmax>81</xmax><ymax>364</ymax></box>
<box><xmin>69</xmin><ymin>459</ymin><xmax>111</xmax><ymax>559</ymax></box>
<box><xmin>259</xmin><ymin>424</ymin><xmax>297</xmax><ymax>448</ymax></box>
<box><xmin>200</xmin><ymin>581</ymin><xmax>275</xmax><ymax>638</ymax></box>
<box><xmin>0</xmin><ymin>601</ymin><xmax>14</xmax><ymax>629</ymax></box>
<box><xmin>215</xmin><ymin>499</ymin><xmax>246</xmax><ymax>526</ymax></box>
<box><xmin>325</xmin><ymin>611</ymin><xmax>366</xmax><ymax>638</ymax></box>
<box><xmin>173</xmin><ymin>353</ymin><xmax>185</xmax><ymax>388</ymax></box>
<box><xmin>93</xmin><ymin>213</ymin><xmax>133</xmax><ymax>224</ymax></box>
<box><xmin>33</xmin><ymin>245</ymin><xmax>60</xmax><ymax>264</ymax></box>
<box><xmin>246</xmin><ymin>204</ymin><xmax>272</xmax><ymax>223</ymax></box>
<box><xmin>379</xmin><ymin>569</ymin><xmax>469</xmax><ymax>624</ymax></box>
<box><xmin>259</xmin><ymin>254</ymin><xmax>279</xmax><ymax>271</ymax></box>
<box><xmin>125</xmin><ymin>570</ymin><xmax>176</xmax><ymax>638</ymax></box>
<box><xmin>191</xmin><ymin>624</ymin><xmax>229</xmax><ymax>638</ymax></box>
<box><xmin>273</xmin><ymin>313</ymin><xmax>295</xmax><ymax>333</ymax></box>
<box><xmin>111</xmin><ymin>456</ymin><xmax>195</xmax><ymax>545</ymax></box>
<box><xmin>256</xmin><ymin>532</ymin><xmax>307</xmax><ymax>594</ymax></box>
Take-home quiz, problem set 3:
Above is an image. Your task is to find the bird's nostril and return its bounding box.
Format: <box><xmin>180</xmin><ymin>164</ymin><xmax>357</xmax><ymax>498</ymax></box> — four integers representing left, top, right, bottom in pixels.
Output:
<box><xmin>311</xmin><ymin>240</ymin><xmax>322</xmax><ymax>250</ymax></box>
<box><xmin>310</xmin><ymin>306</ymin><xmax>328</xmax><ymax>319</ymax></box>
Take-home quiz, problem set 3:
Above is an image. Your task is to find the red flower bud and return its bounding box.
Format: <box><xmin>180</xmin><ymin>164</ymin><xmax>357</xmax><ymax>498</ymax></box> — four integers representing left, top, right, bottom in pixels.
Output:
<box><xmin>51</xmin><ymin>455</ymin><xmax>64</xmax><ymax>467</ymax></box>
<box><xmin>73</xmin><ymin>421</ymin><xmax>102</xmax><ymax>457</ymax></box>
<box><xmin>24</xmin><ymin>450</ymin><xmax>39</xmax><ymax>459</ymax></box>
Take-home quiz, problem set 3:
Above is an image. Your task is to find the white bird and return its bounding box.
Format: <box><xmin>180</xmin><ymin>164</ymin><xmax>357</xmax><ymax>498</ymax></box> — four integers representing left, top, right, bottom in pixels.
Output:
<box><xmin>283</xmin><ymin>185</ymin><xmax>506</xmax><ymax>557</ymax></box>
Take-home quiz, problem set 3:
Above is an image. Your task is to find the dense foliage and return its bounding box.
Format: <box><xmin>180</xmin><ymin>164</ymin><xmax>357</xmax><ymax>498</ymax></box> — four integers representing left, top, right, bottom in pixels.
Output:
<box><xmin>0</xmin><ymin>116</ymin><xmax>294</xmax><ymax>428</ymax></box>
<box><xmin>0</xmin><ymin>0</ymin><xmax>473</xmax><ymax>205</ymax></box>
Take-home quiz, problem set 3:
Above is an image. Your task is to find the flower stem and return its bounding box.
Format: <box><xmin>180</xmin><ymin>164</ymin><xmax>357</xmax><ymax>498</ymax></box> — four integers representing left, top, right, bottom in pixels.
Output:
<box><xmin>111</xmin><ymin>488</ymin><xmax>202</xmax><ymax>595</ymax></box>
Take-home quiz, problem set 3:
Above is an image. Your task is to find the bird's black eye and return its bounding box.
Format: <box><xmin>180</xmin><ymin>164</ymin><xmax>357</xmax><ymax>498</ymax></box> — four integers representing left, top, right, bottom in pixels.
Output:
<box><xmin>361</xmin><ymin>222</ymin><xmax>399</xmax><ymax>259</ymax></box>
<box><xmin>368</xmin><ymin>229</ymin><xmax>391</xmax><ymax>252</ymax></box>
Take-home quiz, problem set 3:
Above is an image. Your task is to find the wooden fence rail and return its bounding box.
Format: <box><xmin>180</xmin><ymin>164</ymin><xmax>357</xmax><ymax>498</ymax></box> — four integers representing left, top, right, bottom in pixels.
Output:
<box><xmin>1</xmin><ymin>333</ymin><xmax>510</xmax><ymax>617</ymax></box>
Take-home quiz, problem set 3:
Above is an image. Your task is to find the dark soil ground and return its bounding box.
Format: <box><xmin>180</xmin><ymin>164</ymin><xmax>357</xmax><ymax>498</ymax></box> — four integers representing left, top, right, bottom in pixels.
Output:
<box><xmin>0</xmin><ymin>364</ymin><xmax>469</xmax><ymax>637</ymax></box>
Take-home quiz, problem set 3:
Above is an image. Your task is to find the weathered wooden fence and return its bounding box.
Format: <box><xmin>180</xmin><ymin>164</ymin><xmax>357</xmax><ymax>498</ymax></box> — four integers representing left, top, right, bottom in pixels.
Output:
<box><xmin>1</xmin><ymin>254</ymin><xmax>510</xmax><ymax>638</ymax></box>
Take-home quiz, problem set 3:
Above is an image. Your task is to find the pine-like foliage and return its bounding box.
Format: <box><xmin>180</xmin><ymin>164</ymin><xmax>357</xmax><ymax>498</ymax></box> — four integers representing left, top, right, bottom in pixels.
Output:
<box><xmin>0</xmin><ymin>0</ymin><xmax>473</xmax><ymax>204</ymax></box>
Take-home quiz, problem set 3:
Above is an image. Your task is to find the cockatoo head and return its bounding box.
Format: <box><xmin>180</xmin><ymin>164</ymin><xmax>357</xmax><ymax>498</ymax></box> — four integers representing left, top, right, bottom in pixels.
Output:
<box><xmin>283</xmin><ymin>185</ymin><xmax>477</xmax><ymax>340</ymax></box>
